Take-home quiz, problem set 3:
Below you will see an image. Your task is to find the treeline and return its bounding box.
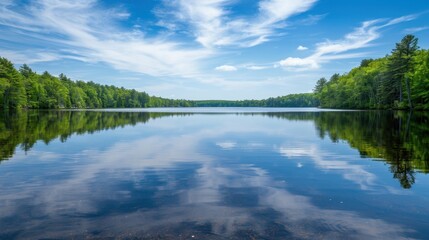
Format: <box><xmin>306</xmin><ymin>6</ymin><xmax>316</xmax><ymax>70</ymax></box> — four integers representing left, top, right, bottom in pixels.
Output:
<box><xmin>0</xmin><ymin>56</ymin><xmax>318</xmax><ymax>109</ymax></box>
<box><xmin>194</xmin><ymin>93</ymin><xmax>318</xmax><ymax>107</ymax></box>
<box><xmin>313</xmin><ymin>35</ymin><xmax>429</xmax><ymax>109</ymax></box>
<box><xmin>0</xmin><ymin>58</ymin><xmax>194</xmax><ymax>109</ymax></box>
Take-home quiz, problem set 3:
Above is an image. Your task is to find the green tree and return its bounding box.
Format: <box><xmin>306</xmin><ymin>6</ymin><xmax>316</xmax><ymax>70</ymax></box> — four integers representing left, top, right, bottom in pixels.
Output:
<box><xmin>408</xmin><ymin>50</ymin><xmax>429</xmax><ymax>109</ymax></box>
<box><xmin>313</xmin><ymin>77</ymin><xmax>327</xmax><ymax>102</ymax></box>
<box><xmin>0</xmin><ymin>58</ymin><xmax>27</xmax><ymax>109</ymax></box>
<box><xmin>388</xmin><ymin>34</ymin><xmax>419</xmax><ymax>108</ymax></box>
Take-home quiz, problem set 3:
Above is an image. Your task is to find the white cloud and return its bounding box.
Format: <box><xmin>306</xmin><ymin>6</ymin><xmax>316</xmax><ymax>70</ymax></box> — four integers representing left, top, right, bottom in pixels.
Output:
<box><xmin>216</xmin><ymin>141</ymin><xmax>237</xmax><ymax>149</ymax></box>
<box><xmin>279</xmin><ymin>15</ymin><xmax>417</xmax><ymax>71</ymax></box>
<box><xmin>0</xmin><ymin>0</ymin><xmax>213</xmax><ymax>78</ymax></box>
<box><xmin>0</xmin><ymin>0</ymin><xmax>318</xmax><ymax>83</ymax></box>
<box><xmin>383</xmin><ymin>14</ymin><xmax>416</xmax><ymax>26</ymax></box>
<box><xmin>215</xmin><ymin>65</ymin><xmax>238</xmax><ymax>72</ymax></box>
<box><xmin>158</xmin><ymin>0</ymin><xmax>318</xmax><ymax>48</ymax></box>
<box><xmin>279</xmin><ymin>147</ymin><xmax>311</xmax><ymax>158</ymax></box>
<box><xmin>0</xmin><ymin>50</ymin><xmax>61</xmax><ymax>64</ymax></box>
<box><xmin>315</xmin><ymin>19</ymin><xmax>381</xmax><ymax>55</ymax></box>
<box><xmin>404</xmin><ymin>26</ymin><xmax>429</xmax><ymax>33</ymax></box>
<box><xmin>297</xmin><ymin>45</ymin><xmax>308</xmax><ymax>51</ymax></box>
<box><xmin>258</xmin><ymin>0</ymin><xmax>316</xmax><ymax>25</ymax></box>
<box><xmin>245</xmin><ymin>65</ymin><xmax>271</xmax><ymax>70</ymax></box>
<box><xmin>279</xmin><ymin>57</ymin><xmax>319</xmax><ymax>70</ymax></box>
<box><xmin>278</xmin><ymin>145</ymin><xmax>377</xmax><ymax>190</ymax></box>
<box><xmin>297</xmin><ymin>14</ymin><xmax>327</xmax><ymax>26</ymax></box>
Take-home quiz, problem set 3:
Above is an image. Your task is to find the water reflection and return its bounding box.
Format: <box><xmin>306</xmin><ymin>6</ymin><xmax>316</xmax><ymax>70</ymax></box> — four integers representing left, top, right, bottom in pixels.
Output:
<box><xmin>312</xmin><ymin>111</ymin><xmax>428</xmax><ymax>189</ymax></box>
<box><xmin>279</xmin><ymin>145</ymin><xmax>378</xmax><ymax>190</ymax></box>
<box><xmin>1</xmin><ymin>110</ymin><xmax>427</xmax><ymax>188</ymax></box>
<box><xmin>0</xmin><ymin>110</ymin><xmax>428</xmax><ymax>239</ymax></box>
<box><xmin>0</xmin><ymin>110</ymin><xmax>184</xmax><ymax>161</ymax></box>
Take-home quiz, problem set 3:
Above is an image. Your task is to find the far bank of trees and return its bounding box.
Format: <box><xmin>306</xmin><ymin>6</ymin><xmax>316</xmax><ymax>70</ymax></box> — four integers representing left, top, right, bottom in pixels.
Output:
<box><xmin>194</xmin><ymin>93</ymin><xmax>318</xmax><ymax>107</ymax></box>
<box><xmin>1</xmin><ymin>59</ymin><xmax>142</xmax><ymax>109</ymax></box>
<box><xmin>313</xmin><ymin>35</ymin><xmax>429</xmax><ymax>109</ymax></box>
<box><xmin>0</xmin><ymin>58</ymin><xmax>194</xmax><ymax>109</ymax></box>
<box><xmin>0</xmin><ymin>58</ymin><xmax>318</xmax><ymax>109</ymax></box>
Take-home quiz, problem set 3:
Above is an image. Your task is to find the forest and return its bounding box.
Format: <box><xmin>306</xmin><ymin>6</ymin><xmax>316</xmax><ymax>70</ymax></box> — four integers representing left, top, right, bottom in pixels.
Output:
<box><xmin>0</xmin><ymin>58</ymin><xmax>196</xmax><ymax>109</ymax></box>
<box><xmin>313</xmin><ymin>35</ymin><xmax>429</xmax><ymax>109</ymax></box>
<box><xmin>194</xmin><ymin>93</ymin><xmax>318</xmax><ymax>107</ymax></box>
<box><xmin>0</xmin><ymin>57</ymin><xmax>317</xmax><ymax>109</ymax></box>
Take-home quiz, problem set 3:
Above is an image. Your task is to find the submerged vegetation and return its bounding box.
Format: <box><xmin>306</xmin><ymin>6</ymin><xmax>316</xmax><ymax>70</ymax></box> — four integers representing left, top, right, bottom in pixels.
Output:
<box><xmin>313</xmin><ymin>35</ymin><xmax>429</xmax><ymax>109</ymax></box>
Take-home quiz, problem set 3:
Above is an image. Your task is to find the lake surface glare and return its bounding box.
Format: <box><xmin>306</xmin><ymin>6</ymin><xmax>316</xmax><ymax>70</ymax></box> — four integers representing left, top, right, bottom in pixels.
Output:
<box><xmin>0</xmin><ymin>108</ymin><xmax>428</xmax><ymax>239</ymax></box>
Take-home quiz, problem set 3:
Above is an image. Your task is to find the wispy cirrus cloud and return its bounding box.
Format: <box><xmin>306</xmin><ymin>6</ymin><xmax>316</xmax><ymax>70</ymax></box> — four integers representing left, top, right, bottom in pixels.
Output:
<box><xmin>279</xmin><ymin>15</ymin><xmax>417</xmax><ymax>71</ymax></box>
<box><xmin>0</xmin><ymin>0</ymin><xmax>212</xmax><ymax>77</ymax></box>
<box><xmin>404</xmin><ymin>26</ymin><xmax>429</xmax><ymax>33</ymax></box>
<box><xmin>296</xmin><ymin>14</ymin><xmax>327</xmax><ymax>26</ymax></box>
<box><xmin>0</xmin><ymin>0</ymin><xmax>318</xmax><ymax>80</ymax></box>
<box><xmin>158</xmin><ymin>0</ymin><xmax>318</xmax><ymax>48</ymax></box>
<box><xmin>0</xmin><ymin>50</ymin><xmax>61</xmax><ymax>64</ymax></box>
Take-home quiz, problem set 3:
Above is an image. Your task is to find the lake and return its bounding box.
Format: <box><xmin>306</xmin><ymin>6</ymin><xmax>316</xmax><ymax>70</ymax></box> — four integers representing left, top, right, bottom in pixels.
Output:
<box><xmin>0</xmin><ymin>108</ymin><xmax>428</xmax><ymax>239</ymax></box>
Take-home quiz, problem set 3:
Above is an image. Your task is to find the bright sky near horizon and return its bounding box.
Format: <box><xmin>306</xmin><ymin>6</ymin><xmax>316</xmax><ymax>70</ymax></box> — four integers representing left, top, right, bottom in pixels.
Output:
<box><xmin>1</xmin><ymin>0</ymin><xmax>428</xmax><ymax>100</ymax></box>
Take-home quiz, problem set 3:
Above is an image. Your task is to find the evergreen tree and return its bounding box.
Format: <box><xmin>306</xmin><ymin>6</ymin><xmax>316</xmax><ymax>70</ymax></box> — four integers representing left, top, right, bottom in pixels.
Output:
<box><xmin>315</xmin><ymin>35</ymin><xmax>427</xmax><ymax>110</ymax></box>
<box><xmin>387</xmin><ymin>34</ymin><xmax>419</xmax><ymax>108</ymax></box>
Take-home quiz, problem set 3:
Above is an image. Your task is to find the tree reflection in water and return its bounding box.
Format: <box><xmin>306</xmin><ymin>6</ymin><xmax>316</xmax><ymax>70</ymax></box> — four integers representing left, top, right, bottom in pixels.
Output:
<box><xmin>0</xmin><ymin>110</ymin><xmax>428</xmax><ymax>188</ymax></box>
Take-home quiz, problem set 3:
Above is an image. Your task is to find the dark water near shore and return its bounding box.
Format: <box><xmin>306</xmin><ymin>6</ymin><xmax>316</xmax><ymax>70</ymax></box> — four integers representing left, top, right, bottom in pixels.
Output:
<box><xmin>0</xmin><ymin>108</ymin><xmax>428</xmax><ymax>239</ymax></box>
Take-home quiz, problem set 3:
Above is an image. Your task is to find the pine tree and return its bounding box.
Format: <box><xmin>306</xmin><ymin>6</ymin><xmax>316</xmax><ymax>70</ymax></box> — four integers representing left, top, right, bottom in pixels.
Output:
<box><xmin>388</xmin><ymin>35</ymin><xmax>419</xmax><ymax>108</ymax></box>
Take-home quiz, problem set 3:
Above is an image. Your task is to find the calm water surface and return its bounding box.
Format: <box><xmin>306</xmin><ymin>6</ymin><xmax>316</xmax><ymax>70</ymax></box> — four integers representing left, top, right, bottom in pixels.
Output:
<box><xmin>0</xmin><ymin>108</ymin><xmax>428</xmax><ymax>239</ymax></box>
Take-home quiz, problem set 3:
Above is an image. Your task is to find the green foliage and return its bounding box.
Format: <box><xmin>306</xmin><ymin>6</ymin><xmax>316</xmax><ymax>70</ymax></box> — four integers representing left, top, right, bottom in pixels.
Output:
<box><xmin>1</xmin><ymin>58</ymin><xmax>161</xmax><ymax>109</ymax></box>
<box><xmin>315</xmin><ymin>35</ymin><xmax>428</xmax><ymax>109</ymax></box>
<box><xmin>408</xmin><ymin>49</ymin><xmax>429</xmax><ymax>109</ymax></box>
<box><xmin>1</xmin><ymin>57</ymin><xmax>318</xmax><ymax>109</ymax></box>
<box><xmin>313</xmin><ymin>77</ymin><xmax>327</xmax><ymax>101</ymax></box>
<box><xmin>194</xmin><ymin>93</ymin><xmax>319</xmax><ymax>107</ymax></box>
<box><xmin>0</xmin><ymin>58</ymin><xmax>27</xmax><ymax>109</ymax></box>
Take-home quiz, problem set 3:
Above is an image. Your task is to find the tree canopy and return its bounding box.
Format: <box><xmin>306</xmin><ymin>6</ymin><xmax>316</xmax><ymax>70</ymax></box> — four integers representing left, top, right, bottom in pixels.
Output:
<box><xmin>314</xmin><ymin>35</ymin><xmax>429</xmax><ymax>109</ymax></box>
<box><xmin>0</xmin><ymin>57</ymin><xmax>318</xmax><ymax>109</ymax></box>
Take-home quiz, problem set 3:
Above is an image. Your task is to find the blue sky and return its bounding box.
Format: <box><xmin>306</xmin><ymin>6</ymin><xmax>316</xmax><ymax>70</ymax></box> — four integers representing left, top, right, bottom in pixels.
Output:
<box><xmin>1</xmin><ymin>0</ymin><xmax>428</xmax><ymax>100</ymax></box>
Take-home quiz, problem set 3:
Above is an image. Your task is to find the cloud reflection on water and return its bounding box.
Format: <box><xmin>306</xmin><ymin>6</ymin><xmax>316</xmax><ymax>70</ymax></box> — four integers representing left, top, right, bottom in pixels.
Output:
<box><xmin>0</xmin><ymin>114</ymin><xmax>414</xmax><ymax>239</ymax></box>
<box><xmin>279</xmin><ymin>145</ymin><xmax>377</xmax><ymax>190</ymax></box>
